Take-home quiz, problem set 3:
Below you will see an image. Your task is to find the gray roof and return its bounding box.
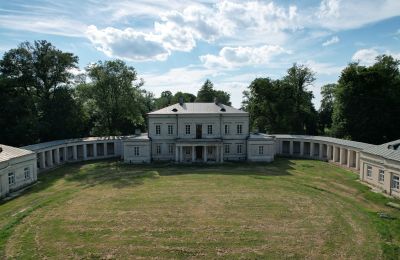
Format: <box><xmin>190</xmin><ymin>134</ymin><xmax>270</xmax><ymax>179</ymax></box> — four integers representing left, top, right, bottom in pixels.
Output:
<box><xmin>248</xmin><ymin>133</ymin><xmax>275</xmax><ymax>140</ymax></box>
<box><xmin>362</xmin><ymin>139</ymin><xmax>400</xmax><ymax>161</ymax></box>
<box><xmin>272</xmin><ymin>134</ymin><xmax>373</xmax><ymax>150</ymax></box>
<box><xmin>148</xmin><ymin>102</ymin><xmax>247</xmax><ymax>115</ymax></box>
<box><xmin>0</xmin><ymin>144</ymin><xmax>34</xmax><ymax>162</ymax></box>
<box><xmin>22</xmin><ymin>136</ymin><xmax>126</xmax><ymax>151</ymax></box>
<box><xmin>124</xmin><ymin>133</ymin><xmax>150</xmax><ymax>141</ymax></box>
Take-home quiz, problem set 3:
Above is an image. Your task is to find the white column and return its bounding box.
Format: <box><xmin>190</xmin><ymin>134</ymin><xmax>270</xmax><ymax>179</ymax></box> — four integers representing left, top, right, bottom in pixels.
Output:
<box><xmin>333</xmin><ymin>146</ymin><xmax>337</xmax><ymax>162</ymax></box>
<box><xmin>319</xmin><ymin>143</ymin><xmax>323</xmax><ymax>159</ymax></box>
<box><xmin>93</xmin><ymin>143</ymin><xmax>97</xmax><ymax>157</ymax></box>
<box><xmin>203</xmin><ymin>146</ymin><xmax>207</xmax><ymax>162</ymax></box>
<box><xmin>175</xmin><ymin>145</ymin><xmax>179</xmax><ymax>162</ymax></box>
<box><xmin>289</xmin><ymin>141</ymin><xmax>293</xmax><ymax>155</ymax></box>
<box><xmin>103</xmin><ymin>143</ymin><xmax>107</xmax><ymax>156</ymax></box>
<box><xmin>356</xmin><ymin>152</ymin><xmax>360</xmax><ymax>171</ymax></box>
<box><xmin>300</xmin><ymin>142</ymin><xmax>304</xmax><ymax>156</ymax></box>
<box><xmin>83</xmin><ymin>144</ymin><xmax>87</xmax><ymax>160</ymax></box>
<box><xmin>327</xmin><ymin>145</ymin><xmax>332</xmax><ymax>161</ymax></box>
<box><xmin>179</xmin><ymin>146</ymin><xmax>183</xmax><ymax>162</ymax></box>
<box><xmin>310</xmin><ymin>142</ymin><xmax>314</xmax><ymax>157</ymax></box>
<box><xmin>339</xmin><ymin>148</ymin><xmax>345</xmax><ymax>165</ymax></box>
<box><xmin>220</xmin><ymin>145</ymin><xmax>224</xmax><ymax>163</ymax></box>
<box><xmin>40</xmin><ymin>151</ymin><xmax>46</xmax><ymax>169</ymax></box>
<box><xmin>47</xmin><ymin>150</ymin><xmax>53</xmax><ymax>167</ymax></box>
<box><xmin>192</xmin><ymin>146</ymin><xmax>195</xmax><ymax>162</ymax></box>
<box><xmin>347</xmin><ymin>150</ymin><xmax>352</xmax><ymax>168</ymax></box>
<box><xmin>54</xmin><ymin>148</ymin><xmax>60</xmax><ymax>164</ymax></box>
<box><xmin>73</xmin><ymin>145</ymin><xmax>78</xmax><ymax>160</ymax></box>
<box><xmin>63</xmin><ymin>147</ymin><xmax>67</xmax><ymax>162</ymax></box>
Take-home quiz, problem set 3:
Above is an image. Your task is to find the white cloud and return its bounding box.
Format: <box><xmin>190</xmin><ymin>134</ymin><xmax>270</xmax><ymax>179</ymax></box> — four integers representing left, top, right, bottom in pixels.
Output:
<box><xmin>304</xmin><ymin>60</ymin><xmax>344</xmax><ymax>75</ymax></box>
<box><xmin>86</xmin><ymin>25</ymin><xmax>170</xmax><ymax>61</ymax></box>
<box><xmin>322</xmin><ymin>36</ymin><xmax>340</xmax><ymax>46</ymax></box>
<box><xmin>352</xmin><ymin>48</ymin><xmax>380</xmax><ymax>65</ymax></box>
<box><xmin>200</xmin><ymin>45</ymin><xmax>288</xmax><ymax>69</ymax></box>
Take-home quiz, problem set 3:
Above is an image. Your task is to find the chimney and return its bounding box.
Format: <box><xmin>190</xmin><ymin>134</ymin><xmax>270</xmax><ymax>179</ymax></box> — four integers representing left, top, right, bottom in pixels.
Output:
<box><xmin>179</xmin><ymin>96</ymin><xmax>184</xmax><ymax>106</ymax></box>
<box><xmin>214</xmin><ymin>97</ymin><xmax>218</xmax><ymax>105</ymax></box>
<box><xmin>135</xmin><ymin>129</ymin><xmax>141</xmax><ymax>135</ymax></box>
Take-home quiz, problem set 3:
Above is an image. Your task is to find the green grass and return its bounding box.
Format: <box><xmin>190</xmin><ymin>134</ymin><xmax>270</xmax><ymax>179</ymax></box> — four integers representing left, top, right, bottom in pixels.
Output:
<box><xmin>0</xmin><ymin>158</ymin><xmax>399</xmax><ymax>259</ymax></box>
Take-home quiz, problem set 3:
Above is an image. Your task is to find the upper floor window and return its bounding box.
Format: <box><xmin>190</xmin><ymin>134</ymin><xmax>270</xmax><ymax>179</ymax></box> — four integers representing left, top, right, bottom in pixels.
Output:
<box><xmin>392</xmin><ymin>175</ymin><xmax>399</xmax><ymax>190</ymax></box>
<box><xmin>224</xmin><ymin>144</ymin><xmax>230</xmax><ymax>154</ymax></box>
<box><xmin>156</xmin><ymin>145</ymin><xmax>161</xmax><ymax>155</ymax></box>
<box><xmin>259</xmin><ymin>146</ymin><xmax>264</xmax><ymax>155</ymax></box>
<box><xmin>185</xmin><ymin>125</ymin><xmax>191</xmax><ymax>135</ymax></box>
<box><xmin>378</xmin><ymin>169</ymin><xmax>384</xmax><ymax>182</ymax></box>
<box><xmin>224</xmin><ymin>125</ymin><xmax>230</xmax><ymax>134</ymax></box>
<box><xmin>155</xmin><ymin>125</ymin><xmax>161</xmax><ymax>135</ymax></box>
<box><xmin>207</xmin><ymin>125</ymin><xmax>213</xmax><ymax>135</ymax></box>
<box><xmin>367</xmin><ymin>165</ymin><xmax>372</xmax><ymax>177</ymax></box>
<box><xmin>24</xmin><ymin>167</ymin><xmax>30</xmax><ymax>179</ymax></box>
<box><xmin>168</xmin><ymin>125</ymin><xmax>173</xmax><ymax>135</ymax></box>
<box><xmin>168</xmin><ymin>144</ymin><xmax>174</xmax><ymax>155</ymax></box>
<box><xmin>134</xmin><ymin>147</ymin><xmax>140</xmax><ymax>156</ymax></box>
<box><xmin>8</xmin><ymin>172</ymin><xmax>15</xmax><ymax>185</ymax></box>
<box><xmin>237</xmin><ymin>144</ymin><xmax>243</xmax><ymax>154</ymax></box>
<box><xmin>237</xmin><ymin>124</ymin><xmax>243</xmax><ymax>134</ymax></box>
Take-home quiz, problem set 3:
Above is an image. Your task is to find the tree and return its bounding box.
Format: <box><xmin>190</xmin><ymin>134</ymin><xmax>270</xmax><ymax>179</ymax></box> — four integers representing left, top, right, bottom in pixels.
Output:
<box><xmin>79</xmin><ymin>60</ymin><xmax>148</xmax><ymax>135</ymax></box>
<box><xmin>318</xmin><ymin>84</ymin><xmax>336</xmax><ymax>135</ymax></box>
<box><xmin>243</xmin><ymin>64</ymin><xmax>318</xmax><ymax>134</ymax></box>
<box><xmin>331</xmin><ymin>55</ymin><xmax>400</xmax><ymax>144</ymax></box>
<box><xmin>0</xmin><ymin>40</ymin><xmax>84</xmax><ymax>145</ymax></box>
<box><xmin>196</xmin><ymin>79</ymin><xmax>231</xmax><ymax>105</ymax></box>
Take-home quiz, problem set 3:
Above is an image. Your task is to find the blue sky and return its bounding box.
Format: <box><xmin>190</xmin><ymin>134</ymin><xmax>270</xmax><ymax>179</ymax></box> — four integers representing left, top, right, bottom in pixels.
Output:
<box><xmin>1</xmin><ymin>0</ymin><xmax>400</xmax><ymax>108</ymax></box>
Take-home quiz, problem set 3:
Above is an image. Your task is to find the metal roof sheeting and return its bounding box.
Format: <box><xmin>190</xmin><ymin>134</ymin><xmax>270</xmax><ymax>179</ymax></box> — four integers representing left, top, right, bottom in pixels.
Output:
<box><xmin>0</xmin><ymin>144</ymin><xmax>34</xmax><ymax>162</ymax></box>
<box><xmin>362</xmin><ymin>139</ymin><xmax>400</xmax><ymax>162</ymax></box>
<box><xmin>148</xmin><ymin>103</ymin><xmax>247</xmax><ymax>115</ymax></box>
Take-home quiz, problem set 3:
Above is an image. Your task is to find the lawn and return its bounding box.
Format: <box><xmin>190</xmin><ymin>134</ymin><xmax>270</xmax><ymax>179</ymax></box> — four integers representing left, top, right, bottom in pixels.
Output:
<box><xmin>0</xmin><ymin>159</ymin><xmax>399</xmax><ymax>259</ymax></box>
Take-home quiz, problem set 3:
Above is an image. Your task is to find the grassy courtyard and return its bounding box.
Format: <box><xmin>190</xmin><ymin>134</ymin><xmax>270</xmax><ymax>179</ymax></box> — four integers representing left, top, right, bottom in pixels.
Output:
<box><xmin>0</xmin><ymin>159</ymin><xmax>399</xmax><ymax>259</ymax></box>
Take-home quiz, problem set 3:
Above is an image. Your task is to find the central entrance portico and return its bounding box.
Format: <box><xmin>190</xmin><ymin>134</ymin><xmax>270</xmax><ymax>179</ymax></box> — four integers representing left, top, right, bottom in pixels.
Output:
<box><xmin>175</xmin><ymin>139</ymin><xmax>224</xmax><ymax>163</ymax></box>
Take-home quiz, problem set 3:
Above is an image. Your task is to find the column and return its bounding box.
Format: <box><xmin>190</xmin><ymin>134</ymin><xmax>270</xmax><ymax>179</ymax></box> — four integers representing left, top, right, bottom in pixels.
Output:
<box><xmin>333</xmin><ymin>146</ymin><xmax>337</xmax><ymax>162</ymax></box>
<box><xmin>289</xmin><ymin>141</ymin><xmax>293</xmax><ymax>155</ymax></box>
<box><xmin>327</xmin><ymin>145</ymin><xmax>332</xmax><ymax>161</ymax></box>
<box><xmin>40</xmin><ymin>151</ymin><xmax>46</xmax><ymax>169</ymax></box>
<box><xmin>203</xmin><ymin>146</ymin><xmax>207</xmax><ymax>162</ymax></box>
<box><xmin>47</xmin><ymin>150</ymin><xmax>53</xmax><ymax>167</ymax></box>
<box><xmin>103</xmin><ymin>143</ymin><xmax>107</xmax><ymax>156</ymax></box>
<box><xmin>192</xmin><ymin>146</ymin><xmax>195</xmax><ymax>162</ymax></box>
<box><xmin>73</xmin><ymin>145</ymin><xmax>78</xmax><ymax>160</ymax></box>
<box><xmin>310</xmin><ymin>142</ymin><xmax>314</xmax><ymax>157</ymax></box>
<box><xmin>179</xmin><ymin>146</ymin><xmax>183</xmax><ymax>162</ymax></box>
<box><xmin>54</xmin><ymin>148</ymin><xmax>60</xmax><ymax>164</ymax></box>
<box><xmin>356</xmin><ymin>152</ymin><xmax>360</xmax><ymax>171</ymax></box>
<box><xmin>339</xmin><ymin>148</ymin><xmax>345</xmax><ymax>165</ymax></box>
<box><xmin>83</xmin><ymin>144</ymin><xmax>87</xmax><ymax>160</ymax></box>
<box><xmin>300</xmin><ymin>142</ymin><xmax>304</xmax><ymax>156</ymax></box>
<box><xmin>63</xmin><ymin>147</ymin><xmax>67</xmax><ymax>162</ymax></box>
<box><xmin>347</xmin><ymin>150</ymin><xmax>352</xmax><ymax>168</ymax></box>
<box><xmin>220</xmin><ymin>145</ymin><xmax>224</xmax><ymax>163</ymax></box>
<box><xmin>319</xmin><ymin>143</ymin><xmax>323</xmax><ymax>159</ymax></box>
<box><xmin>175</xmin><ymin>145</ymin><xmax>179</xmax><ymax>162</ymax></box>
<box><xmin>93</xmin><ymin>143</ymin><xmax>97</xmax><ymax>157</ymax></box>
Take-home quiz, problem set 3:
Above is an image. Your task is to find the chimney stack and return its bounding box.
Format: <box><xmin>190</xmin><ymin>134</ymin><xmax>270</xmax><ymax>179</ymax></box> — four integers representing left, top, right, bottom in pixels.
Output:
<box><xmin>179</xmin><ymin>96</ymin><xmax>184</xmax><ymax>106</ymax></box>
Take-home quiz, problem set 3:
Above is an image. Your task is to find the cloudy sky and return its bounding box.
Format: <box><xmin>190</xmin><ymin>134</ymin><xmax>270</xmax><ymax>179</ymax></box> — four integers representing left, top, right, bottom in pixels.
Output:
<box><xmin>1</xmin><ymin>0</ymin><xmax>400</xmax><ymax>108</ymax></box>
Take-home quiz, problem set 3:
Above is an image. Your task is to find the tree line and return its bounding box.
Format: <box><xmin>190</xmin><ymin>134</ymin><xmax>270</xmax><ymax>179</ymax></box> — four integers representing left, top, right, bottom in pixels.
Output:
<box><xmin>1</xmin><ymin>40</ymin><xmax>399</xmax><ymax>146</ymax></box>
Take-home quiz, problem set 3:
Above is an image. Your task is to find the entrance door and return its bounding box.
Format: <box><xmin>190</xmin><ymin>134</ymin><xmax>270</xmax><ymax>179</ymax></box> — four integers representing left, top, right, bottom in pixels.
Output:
<box><xmin>196</xmin><ymin>146</ymin><xmax>203</xmax><ymax>160</ymax></box>
<box><xmin>196</xmin><ymin>124</ymin><xmax>202</xmax><ymax>139</ymax></box>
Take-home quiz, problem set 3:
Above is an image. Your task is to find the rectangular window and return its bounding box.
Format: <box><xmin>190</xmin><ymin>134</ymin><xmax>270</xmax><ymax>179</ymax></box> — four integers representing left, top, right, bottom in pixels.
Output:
<box><xmin>378</xmin><ymin>169</ymin><xmax>384</xmax><ymax>182</ymax></box>
<box><xmin>259</xmin><ymin>146</ymin><xmax>264</xmax><ymax>155</ymax></box>
<box><xmin>208</xmin><ymin>147</ymin><xmax>212</xmax><ymax>155</ymax></box>
<box><xmin>168</xmin><ymin>144</ymin><xmax>174</xmax><ymax>155</ymax></box>
<box><xmin>237</xmin><ymin>144</ymin><xmax>243</xmax><ymax>154</ymax></box>
<box><xmin>155</xmin><ymin>125</ymin><xmax>161</xmax><ymax>135</ymax></box>
<box><xmin>186</xmin><ymin>147</ymin><xmax>191</xmax><ymax>155</ymax></box>
<box><xmin>24</xmin><ymin>167</ymin><xmax>30</xmax><ymax>179</ymax></box>
<box><xmin>156</xmin><ymin>145</ymin><xmax>161</xmax><ymax>155</ymax></box>
<box><xmin>392</xmin><ymin>175</ymin><xmax>400</xmax><ymax>190</ymax></box>
<box><xmin>134</xmin><ymin>147</ymin><xmax>140</xmax><ymax>156</ymax></box>
<box><xmin>168</xmin><ymin>125</ymin><xmax>173</xmax><ymax>135</ymax></box>
<box><xmin>224</xmin><ymin>144</ymin><xmax>230</xmax><ymax>154</ymax></box>
<box><xmin>237</xmin><ymin>124</ymin><xmax>243</xmax><ymax>134</ymax></box>
<box><xmin>224</xmin><ymin>125</ymin><xmax>230</xmax><ymax>134</ymax></box>
<box><xmin>185</xmin><ymin>124</ymin><xmax>191</xmax><ymax>135</ymax></box>
<box><xmin>207</xmin><ymin>125</ymin><xmax>213</xmax><ymax>135</ymax></box>
<box><xmin>8</xmin><ymin>172</ymin><xmax>15</xmax><ymax>185</ymax></box>
<box><xmin>367</xmin><ymin>165</ymin><xmax>372</xmax><ymax>177</ymax></box>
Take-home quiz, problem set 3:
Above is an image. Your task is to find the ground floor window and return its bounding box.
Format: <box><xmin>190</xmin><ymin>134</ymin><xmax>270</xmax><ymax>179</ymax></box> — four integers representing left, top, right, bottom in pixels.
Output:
<box><xmin>134</xmin><ymin>147</ymin><xmax>140</xmax><ymax>156</ymax></box>
<box><xmin>8</xmin><ymin>172</ymin><xmax>15</xmax><ymax>185</ymax></box>
<box><xmin>224</xmin><ymin>144</ymin><xmax>230</xmax><ymax>154</ymax></box>
<box><xmin>378</xmin><ymin>169</ymin><xmax>384</xmax><ymax>182</ymax></box>
<box><xmin>168</xmin><ymin>144</ymin><xmax>174</xmax><ymax>155</ymax></box>
<box><xmin>237</xmin><ymin>144</ymin><xmax>243</xmax><ymax>154</ymax></box>
<box><xmin>392</xmin><ymin>175</ymin><xmax>400</xmax><ymax>190</ymax></box>
<box><xmin>156</xmin><ymin>145</ymin><xmax>161</xmax><ymax>155</ymax></box>
<box><xmin>259</xmin><ymin>146</ymin><xmax>264</xmax><ymax>155</ymax></box>
<box><xmin>24</xmin><ymin>167</ymin><xmax>30</xmax><ymax>179</ymax></box>
<box><xmin>366</xmin><ymin>165</ymin><xmax>372</xmax><ymax>177</ymax></box>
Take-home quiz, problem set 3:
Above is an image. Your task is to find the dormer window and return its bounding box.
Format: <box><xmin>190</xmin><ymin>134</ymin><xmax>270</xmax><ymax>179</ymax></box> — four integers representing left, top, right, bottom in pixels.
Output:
<box><xmin>172</xmin><ymin>108</ymin><xmax>178</xmax><ymax>112</ymax></box>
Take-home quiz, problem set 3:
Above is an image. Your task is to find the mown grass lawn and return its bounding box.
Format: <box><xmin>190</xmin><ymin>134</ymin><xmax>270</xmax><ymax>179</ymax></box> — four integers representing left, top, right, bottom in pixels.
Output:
<box><xmin>0</xmin><ymin>158</ymin><xmax>399</xmax><ymax>259</ymax></box>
